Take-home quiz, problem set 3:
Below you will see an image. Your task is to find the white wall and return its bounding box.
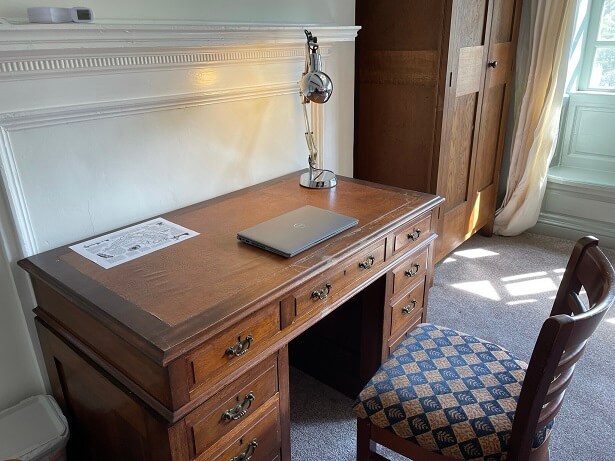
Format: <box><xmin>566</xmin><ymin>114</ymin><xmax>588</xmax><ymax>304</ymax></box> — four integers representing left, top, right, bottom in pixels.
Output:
<box><xmin>0</xmin><ymin>1</ymin><xmax>356</xmax><ymax>411</ymax></box>
<box><xmin>0</xmin><ymin>0</ymin><xmax>354</xmax><ymax>25</ymax></box>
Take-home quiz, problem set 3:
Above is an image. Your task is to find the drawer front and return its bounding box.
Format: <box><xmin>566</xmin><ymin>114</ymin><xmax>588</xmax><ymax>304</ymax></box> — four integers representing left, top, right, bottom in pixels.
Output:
<box><xmin>295</xmin><ymin>269</ymin><xmax>344</xmax><ymax>319</ymax></box>
<box><xmin>295</xmin><ymin>240</ymin><xmax>386</xmax><ymax>318</ymax></box>
<box><xmin>390</xmin><ymin>279</ymin><xmax>426</xmax><ymax>339</ymax></box>
<box><xmin>342</xmin><ymin>240</ymin><xmax>386</xmax><ymax>282</ymax></box>
<box><xmin>187</xmin><ymin>355</ymin><xmax>278</xmax><ymax>458</ymax></box>
<box><xmin>391</xmin><ymin>248</ymin><xmax>429</xmax><ymax>295</ymax></box>
<box><xmin>205</xmin><ymin>397</ymin><xmax>281</xmax><ymax>461</ymax></box>
<box><xmin>388</xmin><ymin>310</ymin><xmax>423</xmax><ymax>355</ymax></box>
<box><xmin>393</xmin><ymin>213</ymin><xmax>432</xmax><ymax>255</ymax></box>
<box><xmin>189</xmin><ymin>303</ymin><xmax>280</xmax><ymax>395</ymax></box>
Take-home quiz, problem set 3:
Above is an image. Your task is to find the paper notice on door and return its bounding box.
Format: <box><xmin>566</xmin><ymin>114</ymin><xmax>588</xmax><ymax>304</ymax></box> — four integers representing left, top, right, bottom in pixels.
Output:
<box><xmin>69</xmin><ymin>217</ymin><xmax>199</xmax><ymax>269</ymax></box>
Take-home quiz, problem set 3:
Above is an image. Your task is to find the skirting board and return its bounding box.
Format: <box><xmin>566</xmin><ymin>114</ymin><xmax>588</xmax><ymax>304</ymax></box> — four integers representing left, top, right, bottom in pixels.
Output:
<box><xmin>531</xmin><ymin>216</ymin><xmax>615</xmax><ymax>250</ymax></box>
<box><xmin>531</xmin><ymin>172</ymin><xmax>615</xmax><ymax>250</ymax></box>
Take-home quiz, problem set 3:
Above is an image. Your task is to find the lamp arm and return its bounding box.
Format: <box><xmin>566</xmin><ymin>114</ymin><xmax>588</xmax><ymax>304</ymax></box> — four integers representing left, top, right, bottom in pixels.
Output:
<box><xmin>302</xmin><ymin>97</ymin><xmax>318</xmax><ymax>168</ymax></box>
<box><xmin>303</xmin><ymin>44</ymin><xmax>310</xmax><ymax>90</ymax></box>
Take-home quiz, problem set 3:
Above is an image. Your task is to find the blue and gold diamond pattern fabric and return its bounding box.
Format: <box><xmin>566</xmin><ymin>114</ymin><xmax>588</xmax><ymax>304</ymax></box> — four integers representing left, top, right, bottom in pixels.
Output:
<box><xmin>353</xmin><ymin>324</ymin><xmax>552</xmax><ymax>461</ymax></box>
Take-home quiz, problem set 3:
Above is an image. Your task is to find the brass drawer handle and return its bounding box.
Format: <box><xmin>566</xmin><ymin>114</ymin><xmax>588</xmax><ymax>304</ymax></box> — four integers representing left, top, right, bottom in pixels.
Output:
<box><xmin>230</xmin><ymin>439</ymin><xmax>258</xmax><ymax>461</ymax></box>
<box><xmin>402</xmin><ymin>299</ymin><xmax>417</xmax><ymax>315</ymax></box>
<box><xmin>222</xmin><ymin>392</ymin><xmax>255</xmax><ymax>421</ymax></box>
<box><xmin>225</xmin><ymin>335</ymin><xmax>253</xmax><ymax>357</ymax></box>
<box><xmin>404</xmin><ymin>264</ymin><xmax>420</xmax><ymax>278</ymax></box>
<box><xmin>312</xmin><ymin>282</ymin><xmax>332</xmax><ymax>301</ymax></box>
<box><xmin>407</xmin><ymin>229</ymin><xmax>422</xmax><ymax>241</ymax></box>
<box><xmin>358</xmin><ymin>255</ymin><xmax>375</xmax><ymax>270</ymax></box>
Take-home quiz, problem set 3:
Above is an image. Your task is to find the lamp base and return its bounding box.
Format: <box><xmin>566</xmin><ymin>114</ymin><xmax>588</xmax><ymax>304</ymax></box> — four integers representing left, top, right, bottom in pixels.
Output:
<box><xmin>299</xmin><ymin>170</ymin><xmax>337</xmax><ymax>189</ymax></box>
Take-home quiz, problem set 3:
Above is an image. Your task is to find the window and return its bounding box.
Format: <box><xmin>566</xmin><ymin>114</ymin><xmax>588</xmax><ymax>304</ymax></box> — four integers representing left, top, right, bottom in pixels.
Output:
<box><xmin>580</xmin><ymin>0</ymin><xmax>615</xmax><ymax>90</ymax></box>
<box><xmin>548</xmin><ymin>0</ymin><xmax>615</xmax><ymax>182</ymax></box>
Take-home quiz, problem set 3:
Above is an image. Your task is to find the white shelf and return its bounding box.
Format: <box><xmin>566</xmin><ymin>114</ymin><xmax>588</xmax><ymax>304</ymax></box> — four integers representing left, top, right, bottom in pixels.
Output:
<box><xmin>0</xmin><ymin>22</ymin><xmax>360</xmax><ymax>53</ymax></box>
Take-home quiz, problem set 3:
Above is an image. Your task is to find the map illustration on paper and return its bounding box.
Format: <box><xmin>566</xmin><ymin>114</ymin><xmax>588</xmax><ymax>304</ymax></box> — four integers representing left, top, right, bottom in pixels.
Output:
<box><xmin>69</xmin><ymin>217</ymin><xmax>199</xmax><ymax>269</ymax></box>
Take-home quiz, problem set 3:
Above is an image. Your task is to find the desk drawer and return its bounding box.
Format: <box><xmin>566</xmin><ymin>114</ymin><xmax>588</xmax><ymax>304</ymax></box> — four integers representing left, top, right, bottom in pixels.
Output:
<box><xmin>388</xmin><ymin>311</ymin><xmax>423</xmax><ymax>355</ymax></box>
<box><xmin>342</xmin><ymin>240</ymin><xmax>386</xmax><ymax>281</ymax></box>
<box><xmin>189</xmin><ymin>303</ymin><xmax>280</xmax><ymax>395</ymax></box>
<box><xmin>391</xmin><ymin>248</ymin><xmax>429</xmax><ymax>295</ymax></box>
<box><xmin>295</xmin><ymin>240</ymin><xmax>385</xmax><ymax>318</ymax></box>
<box><xmin>392</xmin><ymin>213</ymin><xmax>432</xmax><ymax>256</ymax></box>
<box><xmin>186</xmin><ymin>355</ymin><xmax>278</xmax><ymax>458</ymax></box>
<box><xmin>390</xmin><ymin>278</ymin><xmax>426</xmax><ymax>339</ymax></box>
<box><xmin>202</xmin><ymin>397</ymin><xmax>281</xmax><ymax>461</ymax></box>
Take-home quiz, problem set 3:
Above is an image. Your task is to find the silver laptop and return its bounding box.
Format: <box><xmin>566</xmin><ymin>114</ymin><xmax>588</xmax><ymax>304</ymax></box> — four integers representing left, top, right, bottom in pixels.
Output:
<box><xmin>237</xmin><ymin>205</ymin><xmax>359</xmax><ymax>257</ymax></box>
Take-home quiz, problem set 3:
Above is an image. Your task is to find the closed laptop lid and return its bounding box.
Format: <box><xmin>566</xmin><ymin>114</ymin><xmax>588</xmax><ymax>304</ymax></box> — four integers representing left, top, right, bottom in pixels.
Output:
<box><xmin>237</xmin><ymin>205</ymin><xmax>359</xmax><ymax>257</ymax></box>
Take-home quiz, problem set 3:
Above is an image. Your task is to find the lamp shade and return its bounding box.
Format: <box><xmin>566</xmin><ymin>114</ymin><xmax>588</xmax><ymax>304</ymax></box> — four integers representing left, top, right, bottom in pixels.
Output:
<box><xmin>300</xmin><ymin>40</ymin><xmax>333</xmax><ymax>104</ymax></box>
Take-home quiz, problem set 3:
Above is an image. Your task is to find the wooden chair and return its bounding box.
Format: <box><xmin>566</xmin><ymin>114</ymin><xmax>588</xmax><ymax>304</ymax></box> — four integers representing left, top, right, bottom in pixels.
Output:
<box><xmin>354</xmin><ymin>236</ymin><xmax>615</xmax><ymax>461</ymax></box>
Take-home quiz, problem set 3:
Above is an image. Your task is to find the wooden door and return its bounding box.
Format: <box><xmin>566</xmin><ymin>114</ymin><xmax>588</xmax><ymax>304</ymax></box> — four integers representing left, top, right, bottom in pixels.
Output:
<box><xmin>353</xmin><ymin>0</ymin><xmax>450</xmax><ymax>194</ymax></box>
<box><xmin>435</xmin><ymin>0</ymin><xmax>492</xmax><ymax>261</ymax></box>
<box><xmin>470</xmin><ymin>0</ymin><xmax>522</xmax><ymax>236</ymax></box>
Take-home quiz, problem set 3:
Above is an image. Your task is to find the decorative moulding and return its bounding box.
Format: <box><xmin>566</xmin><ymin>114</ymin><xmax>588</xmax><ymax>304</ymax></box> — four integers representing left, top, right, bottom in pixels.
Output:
<box><xmin>0</xmin><ymin>24</ymin><xmax>358</xmax><ymax>80</ymax></box>
<box><xmin>0</xmin><ymin>49</ymin><xmax>305</xmax><ymax>80</ymax></box>
<box><xmin>0</xmin><ymin>126</ymin><xmax>37</xmax><ymax>257</ymax></box>
<box><xmin>0</xmin><ymin>23</ymin><xmax>360</xmax><ymax>51</ymax></box>
<box><xmin>0</xmin><ymin>82</ymin><xmax>300</xmax><ymax>131</ymax></box>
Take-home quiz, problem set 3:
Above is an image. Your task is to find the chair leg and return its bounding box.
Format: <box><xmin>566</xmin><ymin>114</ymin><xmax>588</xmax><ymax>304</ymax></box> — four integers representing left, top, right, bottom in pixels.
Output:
<box><xmin>357</xmin><ymin>418</ymin><xmax>375</xmax><ymax>461</ymax></box>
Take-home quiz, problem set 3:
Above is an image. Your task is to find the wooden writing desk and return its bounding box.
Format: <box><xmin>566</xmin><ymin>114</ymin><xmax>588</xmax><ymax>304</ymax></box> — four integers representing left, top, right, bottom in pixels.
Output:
<box><xmin>19</xmin><ymin>172</ymin><xmax>443</xmax><ymax>460</ymax></box>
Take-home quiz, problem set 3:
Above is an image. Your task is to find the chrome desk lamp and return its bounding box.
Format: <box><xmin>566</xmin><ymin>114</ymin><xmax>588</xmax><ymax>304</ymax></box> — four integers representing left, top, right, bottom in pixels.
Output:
<box><xmin>299</xmin><ymin>29</ymin><xmax>336</xmax><ymax>189</ymax></box>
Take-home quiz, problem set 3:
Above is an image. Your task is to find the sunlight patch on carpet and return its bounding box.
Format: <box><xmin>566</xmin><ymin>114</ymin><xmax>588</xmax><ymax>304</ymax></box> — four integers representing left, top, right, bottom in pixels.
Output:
<box><xmin>505</xmin><ymin>277</ymin><xmax>558</xmax><ymax>296</ymax></box>
<box><xmin>454</xmin><ymin>248</ymin><xmax>500</xmax><ymax>259</ymax></box>
<box><xmin>506</xmin><ymin>299</ymin><xmax>538</xmax><ymax>305</ymax></box>
<box><xmin>501</xmin><ymin>271</ymin><xmax>548</xmax><ymax>282</ymax></box>
<box><xmin>451</xmin><ymin>280</ymin><xmax>501</xmax><ymax>301</ymax></box>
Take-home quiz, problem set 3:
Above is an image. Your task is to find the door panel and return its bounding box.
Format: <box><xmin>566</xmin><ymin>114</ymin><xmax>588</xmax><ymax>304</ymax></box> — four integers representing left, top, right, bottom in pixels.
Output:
<box><xmin>436</xmin><ymin>0</ymin><xmax>490</xmax><ymax>261</ymax></box>
<box><xmin>491</xmin><ymin>0</ymin><xmax>516</xmax><ymax>42</ymax></box>
<box><xmin>354</xmin><ymin>0</ymin><xmax>448</xmax><ymax>194</ymax></box>
<box><xmin>355</xmin><ymin>52</ymin><xmax>441</xmax><ymax>192</ymax></box>
<box><xmin>453</xmin><ymin>0</ymin><xmax>489</xmax><ymax>47</ymax></box>
<box><xmin>474</xmin><ymin>84</ymin><xmax>505</xmax><ymax>191</ymax></box>
<box><xmin>471</xmin><ymin>0</ymin><xmax>521</xmax><ymax>235</ymax></box>
<box><xmin>446</xmin><ymin>93</ymin><xmax>479</xmax><ymax>210</ymax></box>
<box><xmin>438</xmin><ymin>202</ymin><xmax>471</xmax><ymax>262</ymax></box>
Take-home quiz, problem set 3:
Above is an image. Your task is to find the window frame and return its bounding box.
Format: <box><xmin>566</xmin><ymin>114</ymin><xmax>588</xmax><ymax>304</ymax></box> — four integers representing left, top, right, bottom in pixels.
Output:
<box><xmin>579</xmin><ymin>0</ymin><xmax>615</xmax><ymax>91</ymax></box>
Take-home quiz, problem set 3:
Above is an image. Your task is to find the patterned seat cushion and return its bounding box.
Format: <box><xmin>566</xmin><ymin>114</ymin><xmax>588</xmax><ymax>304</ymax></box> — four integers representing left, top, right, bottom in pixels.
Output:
<box><xmin>353</xmin><ymin>324</ymin><xmax>552</xmax><ymax>461</ymax></box>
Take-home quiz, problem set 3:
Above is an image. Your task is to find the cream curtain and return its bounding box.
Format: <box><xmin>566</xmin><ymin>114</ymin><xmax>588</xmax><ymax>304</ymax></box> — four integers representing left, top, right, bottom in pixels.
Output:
<box><xmin>493</xmin><ymin>0</ymin><xmax>579</xmax><ymax>236</ymax></box>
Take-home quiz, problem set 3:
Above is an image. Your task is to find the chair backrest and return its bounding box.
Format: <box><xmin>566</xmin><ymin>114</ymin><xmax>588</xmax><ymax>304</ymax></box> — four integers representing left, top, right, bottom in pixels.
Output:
<box><xmin>508</xmin><ymin>236</ymin><xmax>615</xmax><ymax>460</ymax></box>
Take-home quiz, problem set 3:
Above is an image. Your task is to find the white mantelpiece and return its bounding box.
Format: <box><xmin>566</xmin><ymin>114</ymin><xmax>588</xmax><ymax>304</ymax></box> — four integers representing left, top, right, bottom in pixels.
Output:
<box><xmin>0</xmin><ymin>23</ymin><xmax>359</xmax><ymax>78</ymax></box>
<box><xmin>0</xmin><ymin>23</ymin><xmax>359</xmax><ymax>49</ymax></box>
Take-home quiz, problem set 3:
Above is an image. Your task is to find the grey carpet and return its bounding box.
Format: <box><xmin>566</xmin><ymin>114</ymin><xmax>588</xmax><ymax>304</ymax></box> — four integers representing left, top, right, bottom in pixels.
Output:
<box><xmin>289</xmin><ymin>233</ymin><xmax>615</xmax><ymax>461</ymax></box>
